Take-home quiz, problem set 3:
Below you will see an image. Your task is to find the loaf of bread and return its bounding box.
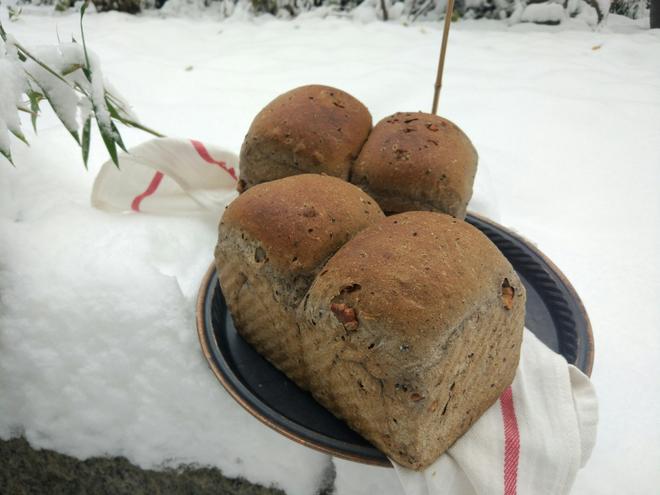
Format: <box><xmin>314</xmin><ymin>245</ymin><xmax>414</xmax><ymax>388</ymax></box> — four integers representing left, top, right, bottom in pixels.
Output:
<box><xmin>351</xmin><ymin>112</ymin><xmax>478</xmax><ymax>219</ymax></box>
<box><xmin>214</xmin><ymin>174</ymin><xmax>525</xmax><ymax>470</ymax></box>
<box><xmin>298</xmin><ymin>211</ymin><xmax>524</xmax><ymax>469</ymax></box>
<box><xmin>214</xmin><ymin>174</ymin><xmax>384</xmax><ymax>386</ymax></box>
<box><xmin>238</xmin><ymin>85</ymin><xmax>372</xmax><ymax>192</ymax></box>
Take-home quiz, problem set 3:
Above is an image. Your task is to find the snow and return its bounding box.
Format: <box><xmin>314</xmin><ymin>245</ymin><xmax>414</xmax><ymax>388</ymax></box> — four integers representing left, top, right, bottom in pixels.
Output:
<box><xmin>1</xmin><ymin>35</ymin><xmax>129</xmax><ymax>154</ymax></box>
<box><xmin>88</xmin><ymin>52</ymin><xmax>113</xmax><ymax>133</ymax></box>
<box><xmin>24</xmin><ymin>46</ymin><xmax>83</xmax><ymax>135</ymax></box>
<box><xmin>0</xmin><ymin>36</ymin><xmax>26</xmax><ymax>155</ymax></box>
<box><xmin>520</xmin><ymin>2</ymin><xmax>566</xmax><ymax>24</ymax></box>
<box><xmin>1</xmin><ymin>9</ymin><xmax>659</xmax><ymax>494</ymax></box>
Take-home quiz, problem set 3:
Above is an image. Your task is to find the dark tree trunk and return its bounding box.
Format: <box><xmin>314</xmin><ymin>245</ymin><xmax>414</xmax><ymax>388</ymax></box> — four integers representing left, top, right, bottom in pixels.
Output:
<box><xmin>584</xmin><ymin>0</ymin><xmax>605</xmax><ymax>23</ymax></box>
<box><xmin>92</xmin><ymin>0</ymin><xmax>141</xmax><ymax>13</ymax></box>
<box><xmin>651</xmin><ymin>0</ymin><xmax>660</xmax><ymax>28</ymax></box>
<box><xmin>380</xmin><ymin>0</ymin><xmax>389</xmax><ymax>20</ymax></box>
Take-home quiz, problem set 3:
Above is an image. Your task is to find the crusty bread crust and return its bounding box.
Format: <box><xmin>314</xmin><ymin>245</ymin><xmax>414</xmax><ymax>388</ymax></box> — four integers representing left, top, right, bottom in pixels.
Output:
<box><xmin>215</xmin><ymin>178</ymin><xmax>525</xmax><ymax>471</ymax></box>
<box><xmin>351</xmin><ymin>112</ymin><xmax>477</xmax><ymax>219</ymax></box>
<box><xmin>239</xmin><ymin>85</ymin><xmax>372</xmax><ymax>190</ymax></box>
<box><xmin>219</xmin><ymin>174</ymin><xmax>383</xmax><ymax>276</ymax></box>
<box><xmin>239</xmin><ymin>90</ymin><xmax>478</xmax><ymax>219</ymax></box>
<box><xmin>298</xmin><ymin>212</ymin><xmax>525</xmax><ymax>469</ymax></box>
<box><xmin>215</xmin><ymin>174</ymin><xmax>384</xmax><ymax>389</ymax></box>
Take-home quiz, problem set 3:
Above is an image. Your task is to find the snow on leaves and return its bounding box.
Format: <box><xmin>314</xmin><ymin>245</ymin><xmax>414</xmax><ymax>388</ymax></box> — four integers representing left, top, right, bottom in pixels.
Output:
<box><xmin>0</xmin><ymin>6</ymin><xmax>155</xmax><ymax>168</ymax></box>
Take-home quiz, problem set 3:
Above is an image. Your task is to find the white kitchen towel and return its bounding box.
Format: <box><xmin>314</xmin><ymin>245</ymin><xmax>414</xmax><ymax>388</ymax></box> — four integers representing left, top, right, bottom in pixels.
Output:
<box><xmin>91</xmin><ymin>137</ymin><xmax>239</xmax><ymax>215</ymax></box>
<box><xmin>91</xmin><ymin>138</ymin><xmax>598</xmax><ymax>495</ymax></box>
<box><xmin>394</xmin><ymin>329</ymin><xmax>598</xmax><ymax>495</ymax></box>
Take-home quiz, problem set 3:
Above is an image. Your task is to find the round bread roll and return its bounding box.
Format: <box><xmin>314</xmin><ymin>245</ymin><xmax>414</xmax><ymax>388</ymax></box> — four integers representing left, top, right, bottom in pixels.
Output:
<box><xmin>215</xmin><ymin>174</ymin><xmax>384</xmax><ymax>387</ymax></box>
<box><xmin>351</xmin><ymin>112</ymin><xmax>478</xmax><ymax>219</ymax></box>
<box><xmin>298</xmin><ymin>211</ymin><xmax>525</xmax><ymax>469</ymax></box>
<box><xmin>238</xmin><ymin>85</ymin><xmax>372</xmax><ymax>192</ymax></box>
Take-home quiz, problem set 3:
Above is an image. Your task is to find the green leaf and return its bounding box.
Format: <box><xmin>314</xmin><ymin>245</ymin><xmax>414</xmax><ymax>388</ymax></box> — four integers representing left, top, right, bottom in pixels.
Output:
<box><xmin>8</xmin><ymin>6</ymin><xmax>23</xmax><ymax>22</ymax></box>
<box><xmin>80</xmin><ymin>1</ymin><xmax>92</xmax><ymax>80</ymax></box>
<box><xmin>17</xmin><ymin>44</ymin><xmax>69</xmax><ymax>85</ymax></box>
<box><xmin>61</xmin><ymin>63</ymin><xmax>84</xmax><ymax>76</ymax></box>
<box><xmin>81</xmin><ymin>116</ymin><xmax>92</xmax><ymax>169</ymax></box>
<box><xmin>97</xmin><ymin>120</ymin><xmax>118</xmax><ymax>168</ymax></box>
<box><xmin>111</xmin><ymin>121</ymin><xmax>128</xmax><ymax>153</ymax></box>
<box><xmin>105</xmin><ymin>97</ymin><xmax>121</xmax><ymax>120</ymax></box>
<box><xmin>1</xmin><ymin>146</ymin><xmax>15</xmax><ymax>166</ymax></box>
<box><xmin>106</xmin><ymin>94</ymin><xmax>136</xmax><ymax>123</ymax></box>
<box><xmin>10</xmin><ymin>128</ymin><xmax>29</xmax><ymax>146</ymax></box>
<box><xmin>106</xmin><ymin>95</ymin><xmax>165</xmax><ymax>138</ymax></box>
<box><xmin>27</xmin><ymin>88</ymin><xmax>44</xmax><ymax>133</ymax></box>
<box><xmin>106</xmin><ymin>97</ymin><xmax>130</xmax><ymax>151</ymax></box>
<box><xmin>29</xmin><ymin>78</ymin><xmax>80</xmax><ymax>145</ymax></box>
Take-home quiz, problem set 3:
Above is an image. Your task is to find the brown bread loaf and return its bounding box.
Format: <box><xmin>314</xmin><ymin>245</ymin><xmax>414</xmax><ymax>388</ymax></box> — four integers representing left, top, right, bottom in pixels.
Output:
<box><xmin>350</xmin><ymin>112</ymin><xmax>478</xmax><ymax>219</ymax></box>
<box><xmin>214</xmin><ymin>176</ymin><xmax>525</xmax><ymax>471</ymax></box>
<box><xmin>214</xmin><ymin>174</ymin><xmax>384</xmax><ymax>387</ymax></box>
<box><xmin>298</xmin><ymin>211</ymin><xmax>525</xmax><ymax>469</ymax></box>
<box><xmin>238</xmin><ymin>85</ymin><xmax>372</xmax><ymax>192</ymax></box>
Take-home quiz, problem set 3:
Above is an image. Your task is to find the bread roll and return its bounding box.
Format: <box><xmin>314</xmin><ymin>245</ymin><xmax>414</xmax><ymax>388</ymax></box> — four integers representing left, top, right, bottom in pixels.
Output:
<box><xmin>351</xmin><ymin>112</ymin><xmax>478</xmax><ymax>219</ymax></box>
<box><xmin>238</xmin><ymin>85</ymin><xmax>372</xmax><ymax>192</ymax></box>
<box><xmin>298</xmin><ymin>212</ymin><xmax>525</xmax><ymax>469</ymax></box>
<box><xmin>215</xmin><ymin>174</ymin><xmax>384</xmax><ymax>387</ymax></box>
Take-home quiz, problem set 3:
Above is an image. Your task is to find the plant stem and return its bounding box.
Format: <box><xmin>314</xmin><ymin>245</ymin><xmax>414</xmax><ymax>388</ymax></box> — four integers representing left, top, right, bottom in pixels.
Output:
<box><xmin>80</xmin><ymin>1</ymin><xmax>92</xmax><ymax>77</ymax></box>
<box><xmin>431</xmin><ymin>0</ymin><xmax>455</xmax><ymax>115</ymax></box>
<box><xmin>17</xmin><ymin>105</ymin><xmax>35</xmax><ymax>115</ymax></box>
<box><xmin>15</xmin><ymin>41</ymin><xmax>73</xmax><ymax>87</ymax></box>
<box><xmin>120</xmin><ymin>118</ymin><xmax>165</xmax><ymax>138</ymax></box>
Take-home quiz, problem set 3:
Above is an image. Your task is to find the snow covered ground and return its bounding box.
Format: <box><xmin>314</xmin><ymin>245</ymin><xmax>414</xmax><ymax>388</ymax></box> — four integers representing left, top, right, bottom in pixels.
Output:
<box><xmin>1</xmin><ymin>9</ymin><xmax>659</xmax><ymax>494</ymax></box>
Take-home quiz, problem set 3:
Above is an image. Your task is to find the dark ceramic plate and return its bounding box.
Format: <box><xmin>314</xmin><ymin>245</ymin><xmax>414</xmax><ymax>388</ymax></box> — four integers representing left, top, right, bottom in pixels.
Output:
<box><xmin>196</xmin><ymin>213</ymin><xmax>594</xmax><ymax>467</ymax></box>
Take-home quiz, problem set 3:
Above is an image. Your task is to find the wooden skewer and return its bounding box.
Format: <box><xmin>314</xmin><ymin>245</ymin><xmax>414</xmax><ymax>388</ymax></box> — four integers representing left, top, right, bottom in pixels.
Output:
<box><xmin>431</xmin><ymin>0</ymin><xmax>455</xmax><ymax>115</ymax></box>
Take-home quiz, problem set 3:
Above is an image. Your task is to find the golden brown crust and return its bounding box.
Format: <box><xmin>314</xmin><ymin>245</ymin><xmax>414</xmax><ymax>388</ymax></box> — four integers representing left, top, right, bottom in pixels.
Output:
<box><xmin>239</xmin><ymin>85</ymin><xmax>372</xmax><ymax>189</ymax></box>
<box><xmin>308</xmin><ymin>211</ymin><xmax>518</xmax><ymax>337</ymax></box>
<box><xmin>299</xmin><ymin>212</ymin><xmax>525</xmax><ymax>469</ymax></box>
<box><xmin>220</xmin><ymin>174</ymin><xmax>384</xmax><ymax>276</ymax></box>
<box><xmin>215</xmin><ymin>174</ymin><xmax>384</xmax><ymax>391</ymax></box>
<box><xmin>351</xmin><ymin>112</ymin><xmax>478</xmax><ymax>219</ymax></box>
<box><xmin>215</xmin><ymin>180</ymin><xmax>526</xmax><ymax>471</ymax></box>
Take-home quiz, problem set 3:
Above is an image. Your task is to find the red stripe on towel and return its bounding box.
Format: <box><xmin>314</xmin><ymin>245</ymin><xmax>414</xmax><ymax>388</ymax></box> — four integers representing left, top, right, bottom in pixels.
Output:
<box><xmin>190</xmin><ymin>139</ymin><xmax>237</xmax><ymax>181</ymax></box>
<box><xmin>131</xmin><ymin>171</ymin><xmax>164</xmax><ymax>212</ymax></box>
<box><xmin>500</xmin><ymin>386</ymin><xmax>520</xmax><ymax>495</ymax></box>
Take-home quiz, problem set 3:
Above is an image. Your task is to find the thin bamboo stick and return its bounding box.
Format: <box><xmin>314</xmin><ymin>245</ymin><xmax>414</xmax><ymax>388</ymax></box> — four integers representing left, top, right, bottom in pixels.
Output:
<box><xmin>431</xmin><ymin>0</ymin><xmax>455</xmax><ymax>115</ymax></box>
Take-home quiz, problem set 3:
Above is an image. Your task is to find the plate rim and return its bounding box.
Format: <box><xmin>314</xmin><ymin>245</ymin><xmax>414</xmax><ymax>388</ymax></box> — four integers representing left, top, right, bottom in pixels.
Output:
<box><xmin>195</xmin><ymin>213</ymin><xmax>594</xmax><ymax>467</ymax></box>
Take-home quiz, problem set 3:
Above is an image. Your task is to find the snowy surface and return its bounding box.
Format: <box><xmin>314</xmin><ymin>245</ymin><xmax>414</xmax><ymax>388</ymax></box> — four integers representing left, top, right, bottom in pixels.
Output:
<box><xmin>520</xmin><ymin>3</ymin><xmax>566</xmax><ymax>24</ymax></box>
<box><xmin>1</xmin><ymin>9</ymin><xmax>659</xmax><ymax>494</ymax></box>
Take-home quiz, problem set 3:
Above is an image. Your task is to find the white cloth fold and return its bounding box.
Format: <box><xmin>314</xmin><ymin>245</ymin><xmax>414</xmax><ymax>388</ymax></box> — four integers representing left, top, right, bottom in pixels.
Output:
<box><xmin>91</xmin><ymin>137</ymin><xmax>239</xmax><ymax>215</ymax></box>
<box><xmin>91</xmin><ymin>138</ymin><xmax>598</xmax><ymax>495</ymax></box>
<box><xmin>393</xmin><ymin>330</ymin><xmax>598</xmax><ymax>495</ymax></box>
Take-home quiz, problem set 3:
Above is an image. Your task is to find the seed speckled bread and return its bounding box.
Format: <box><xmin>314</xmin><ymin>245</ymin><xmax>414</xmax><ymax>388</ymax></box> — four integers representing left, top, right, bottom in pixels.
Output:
<box><xmin>351</xmin><ymin>112</ymin><xmax>478</xmax><ymax>219</ymax></box>
<box><xmin>238</xmin><ymin>85</ymin><xmax>372</xmax><ymax>192</ymax></box>
<box><xmin>297</xmin><ymin>212</ymin><xmax>525</xmax><ymax>469</ymax></box>
<box><xmin>214</xmin><ymin>175</ymin><xmax>525</xmax><ymax>471</ymax></box>
<box><xmin>214</xmin><ymin>174</ymin><xmax>384</xmax><ymax>387</ymax></box>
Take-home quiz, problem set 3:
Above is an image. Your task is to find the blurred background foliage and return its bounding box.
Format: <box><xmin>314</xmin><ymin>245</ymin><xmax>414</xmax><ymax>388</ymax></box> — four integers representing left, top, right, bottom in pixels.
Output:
<box><xmin>10</xmin><ymin>0</ymin><xmax>654</xmax><ymax>23</ymax></box>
